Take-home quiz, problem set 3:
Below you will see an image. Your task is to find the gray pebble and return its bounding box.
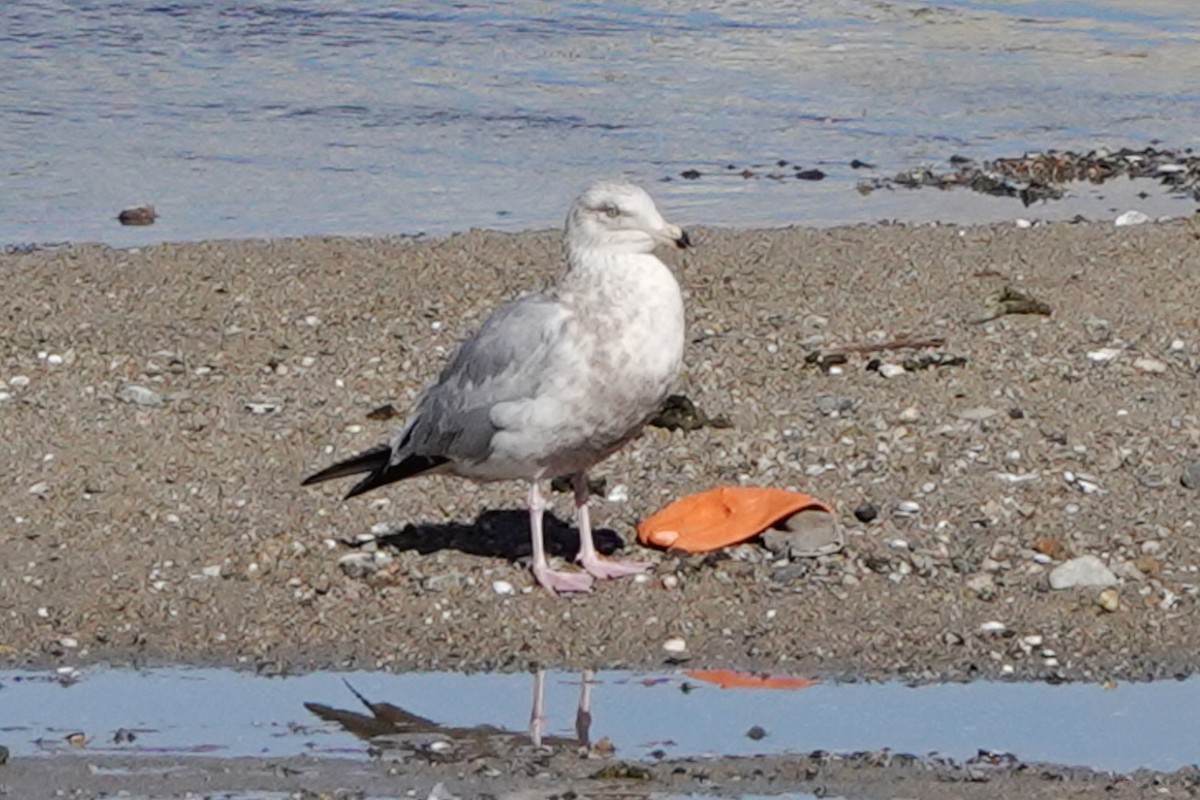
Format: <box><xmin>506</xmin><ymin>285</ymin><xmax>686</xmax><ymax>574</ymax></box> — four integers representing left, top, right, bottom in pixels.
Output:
<box><xmin>1048</xmin><ymin>555</ymin><xmax>1118</xmax><ymax>590</ymax></box>
<box><xmin>115</xmin><ymin>384</ymin><xmax>163</xmax><ymax>407</ymax></box>
<box><xmin>1181</xmin><ymin>462</ymin><xmax>1200</xmax><ymax>490</ymax></box>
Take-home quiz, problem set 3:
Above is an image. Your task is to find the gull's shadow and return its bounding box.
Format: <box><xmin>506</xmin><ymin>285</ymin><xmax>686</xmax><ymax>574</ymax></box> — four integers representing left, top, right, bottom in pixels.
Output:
<box><xmin>375</xmin><ymin>509</ymin><xmax>625</xmax><ymax>562</ymax></box>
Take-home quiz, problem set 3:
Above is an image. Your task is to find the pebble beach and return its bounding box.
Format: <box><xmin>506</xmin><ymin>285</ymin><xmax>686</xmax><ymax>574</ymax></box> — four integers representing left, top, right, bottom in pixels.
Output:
<box><xmin>4</xmin><ymin>218</ymin><xmax>1200</xmax><ymax>684</ymax></box>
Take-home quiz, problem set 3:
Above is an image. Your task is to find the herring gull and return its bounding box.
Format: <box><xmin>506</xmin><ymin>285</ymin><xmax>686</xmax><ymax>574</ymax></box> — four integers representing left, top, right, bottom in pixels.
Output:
<box><xmin>302</xmin><ymin>180</ymin><xmax>690</xmax><ymax>592</ymax></box>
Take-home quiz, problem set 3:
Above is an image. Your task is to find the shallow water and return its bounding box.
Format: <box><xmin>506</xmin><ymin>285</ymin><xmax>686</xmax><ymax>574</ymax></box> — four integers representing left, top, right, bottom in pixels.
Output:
<box><xmin>1</xmin><ymin>667</ymin><xmax>1196</xmax><ymax>773</ymax></box>
<box><xmin>3</xmin><ymin>0</ymin><xmax>1199</xmax><ymax>246</ymax></box>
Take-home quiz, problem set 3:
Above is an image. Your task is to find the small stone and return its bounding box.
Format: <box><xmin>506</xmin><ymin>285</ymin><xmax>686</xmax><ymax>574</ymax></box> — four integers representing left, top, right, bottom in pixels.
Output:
<box><xmin>1180</xmin><ymin>462</ymin><xmax>1200</xmax><ymax>490</ymax></box>
<box><xmin>201</xmin><ymin>565</ymin><xmax>222</xmax><ymax>578</ymax></box>
<box><xmin>955</xmin><ymin>406</ymin><xmax>999</xmax><ymax>422</ymax></box>
<box><xmin>878</xmin><ymin>363</ymin><xmax>907</xmax><ymax>379</ymax></box>
<box><xmin>1114</xmin><ymin>209</ymin><xmax>1150</xmax><ymax>226</ymax></box>
<box><xmin>244</xmin><ymin>400</ymin><xmax>282</xmax><ymax>415</ymax></box>
<box><xmin>1048</xmin><ymin>555</ymin><xmax>1117</xmax><ymax>589</ymax></box>
<box><xmin>893</xmin><ymin>500</ymin><xmax>920</xmax><ymax>517</ymax></box>
<box><xmin>338</xmin><ymin>552</ymin><xmax>379</xmax><ymax>579</ymax></box>
<box><xmin>1133</xmin><ymin>357</ymin><xmax>1167</xmax><ymax>374</ymax></box>
<box><xmin>115</xmin><ymin>384</ymin><xmax>163</xmax><ymax>407</ymax></box>
<box><xmin>1020</xmin><ymin>634</ymin><xmax>1044</xmax><ymax>648</ymax></box>
<box><xmin>118</xmin><ymin>205</ymin><xmax>157</xmax><ymax>225</ymax></box>
<box><xmin>59</xmin><ymin>636</ymin><xmax>79</xmax><ymax>649</ymax></box>
<box><xmin>9</xmin><ymin>375</ymin><xmax>31</xmax><ymax>388</ymax></box>
<box><xmin>492</xmin><ymin>580</ymin><xmax>515</xmax><ymax>595</ymax></box>
<box><xmin>1033</xmin><ymin>537</ymin><xmax>1068</xmax><ymax>561</ymax></box>
<box><xmin>662</xmin><ymin>636</ymin><xmax>688</xmax><ymax>655</ymax></box>
<box><xmin>1087</xmin><ymin>347</ymin><xmax>1122</xmax><ymax>364</ymax></box>
<box><xmin>28</xmin><ymin>481</ymin><xmax>49</xmax><ymax>496</ymax></box>
<box><xmin>965</xmin><ymin>573</ymin><xmax>995</xmax><ymax>598</ymax></box>
<box><xmin>746</xmin><ymin>725</ymin><xmax>767</xmax><ymax>740</ymax></box>
<box><xmin>606</xmin><ymin>484</ymin><xmax>630</xmax><ymax>503</ymax></box>
<box><xmin>853</xmin><ymin>502</ymin><xmax>878</xmax><ymax>523</ymax></box>
<box><xmin>1015</xmin><ymin>218</ymin><xmax>1032</xmax><ymax>229</ymax></box>
<box><xmin>1097</xmin><ymin>588</ymin><xmax>1120</xmax><ymax>612</ymax></box>
<box><xmin>979</xmin><ymin>620</ymin><xmax>1006</xmax><ymax>635</ymax></box>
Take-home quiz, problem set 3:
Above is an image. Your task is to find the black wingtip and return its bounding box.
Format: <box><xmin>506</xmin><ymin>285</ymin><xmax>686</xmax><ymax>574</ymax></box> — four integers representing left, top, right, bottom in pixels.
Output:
<box><xmin>341</xmin><ymin>454</ymin><xmax>450</xmax><ymax>499</ymax></box>
<box><xmin>301</xmin><ymin>444</ymin><xmax>392</xmax><ymax>488</ymax></box>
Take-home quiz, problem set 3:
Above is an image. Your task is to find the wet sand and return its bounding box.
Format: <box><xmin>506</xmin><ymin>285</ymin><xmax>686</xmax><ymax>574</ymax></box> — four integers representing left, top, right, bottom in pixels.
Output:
<box><xmin>3</xmin><ymin>219</ymin><xmax>1200</xmax><ymax>795</ymax></box>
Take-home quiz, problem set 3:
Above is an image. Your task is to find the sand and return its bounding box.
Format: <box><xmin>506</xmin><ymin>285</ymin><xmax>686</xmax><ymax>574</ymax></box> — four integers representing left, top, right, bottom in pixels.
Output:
<box><xmin>4</xmin><ymin>218</ymin><xmax>1200</xmax><ymax>795</ymax></box>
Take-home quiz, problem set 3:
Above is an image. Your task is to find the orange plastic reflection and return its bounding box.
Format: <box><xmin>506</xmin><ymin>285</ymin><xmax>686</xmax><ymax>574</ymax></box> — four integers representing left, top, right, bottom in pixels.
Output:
<box><xmin>685</xmin><ymin>669</ymin><xmax>819</xmax><ymax>691</ymax></box>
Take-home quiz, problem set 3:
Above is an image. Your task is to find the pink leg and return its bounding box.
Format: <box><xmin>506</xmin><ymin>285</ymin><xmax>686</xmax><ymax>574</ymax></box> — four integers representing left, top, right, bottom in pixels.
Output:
<box><xmin>529</xmin><ymin>481</ymin><xmax>593</xmax><ymax>593</ymax></box>
<box><xmin>529</xmin><ymin>668</ymin><xmax>547</xmax><ymax>748</ymax></box>
<box><xmin>573</xmin><ymin>473</ymin><xmax>652</xmax><ymax>580</ymax></box>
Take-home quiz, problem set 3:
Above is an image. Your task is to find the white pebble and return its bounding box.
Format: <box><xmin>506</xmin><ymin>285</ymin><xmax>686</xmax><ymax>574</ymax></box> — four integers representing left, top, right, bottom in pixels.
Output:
<box><xmin>492</xmin><ymin>580</ymin><xmax>515</xmax><ymax>595</ymax></box>
<box><xmin>1087</xmin><ymin>347</ymin><xmax>1122</xmax><ymax>364</ymax></box>
<box><xmin>662</xmin><ymin>636</ymin><xmax>688</xmax><ymax>655</ymax></box>
<box><xmin>606</xmin><ymin>484</ymin><xmax>629</xmax><ymax>503</ymax></box>
<box><xmin>46</xmin><ymin>354</ymin><xmax>64</xmax><ymax>366</ymax></box>
<box><xmin>1015</xmin><ymin>218</ymin><xmax>1032</xmax><ymax>229</ymax></box>
<box><xmin>1170</xmin><ymin>339</ymin><xmax>1185</xmax><ymax>351</ymax></box>
<box><xmin>1114</xmin><ymin>209</ymin><xmax>1150</xmax><ymax>227</ymax></box>
<box><xmin>979</xmin><ymin>620</ymin><xmax>1006</xmax><ymax>634</ymax></box>
<box><xmin>303</xmin><ymin>315</ymin><xmax>321</xmax><ymax>327</ymax></box>
<box><xmin>661</xmin><ymin>574</ymin><xmax>679</xmax><ymax>590</ymax></box>
<box><xmin>201</xmin><ymin>565</ymin><xmax>222</xmax><ymax>578</ymax></box>
<box><xmin>28</xmin><ymin>481</ymin><xmax>49</xmax><ymax>496</ymax></box>
<box><xmin>9</xmin><ymin>375</ymin><xmax>30</xmax><ymax>388</ymax></box>
<box><xmin>59</xmin><ymin>637</ymin><xmax>78</xmax><ymax>649</ymax></box>
<box><xmin>894</xmin><ymin>500</ymin><xmax>921</xmax><ymax>517</ymax></box>
<box><xmin>878</xmin><ymin>363</ymin><xmax>907</xmax><ymax>379</ymax></box>
<box><xmin>1133</xmin><ymin>357</ymin><xmax>1167</xmax><ymax>374</ymax></box>
<box><xmin>1020</xmin><ymin>634</ymin><xmax>1044</xmax><ymax>647</ymax></box>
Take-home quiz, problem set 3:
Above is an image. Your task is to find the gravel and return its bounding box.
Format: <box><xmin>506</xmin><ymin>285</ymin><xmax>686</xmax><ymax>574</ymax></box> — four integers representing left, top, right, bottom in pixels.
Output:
<box><xmin>2</xmin><ymin>220</ymin><xmax>1200</xmax><ymax>682</ymax></box>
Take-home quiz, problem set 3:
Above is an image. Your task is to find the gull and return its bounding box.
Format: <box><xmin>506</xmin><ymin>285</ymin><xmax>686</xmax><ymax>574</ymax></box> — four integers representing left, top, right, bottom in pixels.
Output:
<box><xmin>303</xmin><ymin>180</ymin><xmax>689</xmax><ymax>592</ymax></box>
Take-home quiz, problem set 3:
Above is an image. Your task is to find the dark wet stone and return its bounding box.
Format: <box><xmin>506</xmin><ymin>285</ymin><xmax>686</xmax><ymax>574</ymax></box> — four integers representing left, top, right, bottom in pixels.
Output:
<box><xmin>365</xmin><ymin>403</ymin><xmax>398</xmax><ymax>421</ymax></box>
<box><xmin>746</xmin><ymin>725</ymin><xmax>767</xmax><ymax>740</ymax></box>
<box><xmin>853</xmin><ymin>502</ymin><xmax>878</xmax><ymax>523</ymax></box>
<box><xmin>680</xmin><ymin>169</ymin><xmax>702</xmax><ymax>180</ymax></box>
<box><xmin>647</xmin><ymin>393</ymin><xmax>731</xmax><ymax>432</ymax></box>
<box><xmin>804</xmin><ymin>351</ymin><xmax>849</xmax><ymax>372</ymax></box>
<box><xmin>794</xmin><ymin>168</ymin><xmax>826</xmax><ymax>181</ymax></box>
<box><xmin>585</xmin><ymin>762</ymin><xmax>652</xmax><ymax>782</ymax></box>
<box><xmin>850</xmin><ymin>159</ymin><xmax>875</xmax><ymax>169</ymax></box>
<box><xmin>973</xmin><ymin>286</ymin><xmax>1053</xmax><ymax>323</ymax></box>
<box><xmin>117</xmin><ymin>205</ymin><xmax>157</xmax><ymax>225</ymax></box>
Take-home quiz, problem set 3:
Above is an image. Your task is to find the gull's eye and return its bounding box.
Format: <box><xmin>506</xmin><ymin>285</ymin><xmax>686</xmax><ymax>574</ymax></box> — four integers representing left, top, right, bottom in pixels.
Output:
<box><xmin>602</xmin><ymin>204</ymin><xmax>620</xmax><ymax>219</ymax></box>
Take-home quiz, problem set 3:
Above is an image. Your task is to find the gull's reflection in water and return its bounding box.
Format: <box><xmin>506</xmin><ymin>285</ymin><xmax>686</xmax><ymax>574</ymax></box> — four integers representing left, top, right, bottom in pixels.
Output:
<box><xmin>305</xmin><ymin>669</ymin><xmax>596</xmax><ymax>760</ymax></box>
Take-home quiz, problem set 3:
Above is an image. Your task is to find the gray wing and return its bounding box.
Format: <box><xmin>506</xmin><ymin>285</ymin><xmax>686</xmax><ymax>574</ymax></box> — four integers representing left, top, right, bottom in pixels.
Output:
<box><xmin>390</xmin><ymin>292</ymin><xmax>571</xmax><ymax>465</ymax></box>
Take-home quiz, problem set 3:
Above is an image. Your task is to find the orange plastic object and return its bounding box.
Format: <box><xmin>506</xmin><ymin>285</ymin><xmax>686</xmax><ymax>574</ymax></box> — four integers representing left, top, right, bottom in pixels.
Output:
<box><xmin>685</xmin><ymin>669</ymin><xmax>819</xmax><ymax>691</ymax></box>
<box><xmin>636</xmin><ymin>487</ymin><xmax>833</xmax><ymax>553</ymax></box>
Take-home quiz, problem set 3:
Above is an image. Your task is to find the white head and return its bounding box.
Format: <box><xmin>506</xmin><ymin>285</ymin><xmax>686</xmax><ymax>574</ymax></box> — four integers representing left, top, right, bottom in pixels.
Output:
<box><xmin>564</xmin><ymin>180</ymin><xmax>691</xmax><ymax>257</ymax></box>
